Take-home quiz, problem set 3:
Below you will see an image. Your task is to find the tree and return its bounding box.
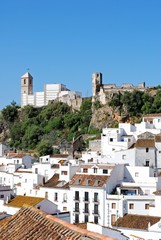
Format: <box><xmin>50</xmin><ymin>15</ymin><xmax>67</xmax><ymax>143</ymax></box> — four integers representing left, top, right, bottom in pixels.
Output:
<box><xmin>1</xmin><ymin>101</ymin><xmax>20</xmax><ymax>122</ymax></box>
<box><xmin>36</xmin><ymin>139</ymin><xmax>53</xmax><ymax>157</ymax></box>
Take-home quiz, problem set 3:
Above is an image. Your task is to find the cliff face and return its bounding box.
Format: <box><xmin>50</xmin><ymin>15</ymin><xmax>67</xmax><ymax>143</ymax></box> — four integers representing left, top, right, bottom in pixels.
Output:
<box><xmin>90</xmin><ymin>104</ymin><xmax>121</xmax><ymax>129</ymax></box>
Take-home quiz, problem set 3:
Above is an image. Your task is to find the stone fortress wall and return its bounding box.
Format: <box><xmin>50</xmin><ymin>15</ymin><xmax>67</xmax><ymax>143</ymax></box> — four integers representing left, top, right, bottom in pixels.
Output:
<box><xmin>92</xmin><ymin>72</ymin><xmax>152</xmax><ymax>105</ymax></box>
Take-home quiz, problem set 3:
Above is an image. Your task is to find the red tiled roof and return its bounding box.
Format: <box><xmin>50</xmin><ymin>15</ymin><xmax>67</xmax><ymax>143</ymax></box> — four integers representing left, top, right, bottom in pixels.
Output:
<box><xmin>0</xmin><ymin>206</ymin><xmax>115</xmax><ymax>239</ymax></box>
<box><xmin>43</xmin><ymin>174</ymin><xmax>69</xmax><ymax>189</ymax></box>
<box><xmin>113</xmin><ymin>214</ymin><xmax>160</xmax><ymax>230</ymax></box>
<box><xmin>155</xmin><ymin>134</ymin><xmax>161</xmax><ymax>142</ymax></box>
<box><xmin>143</xmin><ymin>113</ymin><xmax>161</xmax><ymax>117</ymax></box>
<box><xmin>135</xmin><ymin>139</ymin><xmax>155</xmax><ymax>148</ymax></box>
<box><xmin>69</xmin><ymin>174</ymin><xmax>109</xmax><ymax>187</ymax></box>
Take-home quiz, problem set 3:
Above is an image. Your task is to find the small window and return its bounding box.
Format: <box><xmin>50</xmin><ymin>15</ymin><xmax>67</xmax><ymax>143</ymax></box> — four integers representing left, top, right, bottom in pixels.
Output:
<box><xmin>129</xmin><ymin>203</ymin><xmax>134</xmax><ymax>209</ymax></box>
<box><xmin>146</xmin><ymin>148</ymin><xmax>149</xmax><ymax>153</ymax></box>
<box><xmin>54</xmin><ymin>192</ymin><xmax>58</xmax><ymax>201</ymax></box>
<box><xmin>159</xmin><ymin>151</ymin><xmax>161</xmax><ymax>154</ymax></box>
<box><xmin>63</xmin><ymin>207</ymin><xmax>67</xmax><ymax>211</ymax></box>
<box><xmin>110</xmin><ymin>138</ymin><xmax>113</xmax><ymax>142</ymax></box>
<box><xmin>93</xmin><ymin>168</ymin><xmax>97</xmax><ymax>173</ymax></box>
<box><xmin>103</xmin><ymin>169</ymin><xmax>108</xmax><ymax>174</ymax></box>
<box><xmin>112</xmin><ymin>203</ymin><xmax>116</xmax><ymax>209</ymax></box>
<box><xmin>135</xmin><ymin>172</ymin><xmax>139</xmax><ymax>177</ymax></box>
<box><xmin>145</xmin><ymin>204</ymin><xmax>149</xmax><ymax>209</ymax></box>
<box><xmin>0</xmin><ymin>195</ymin><xmax>4</xmax><ymax>198</ymax></box>
<box><xmin>145</xmin><ymin>160</ymin><xmax>149</xmax><ymax>166</ymax></box>
<box><xmin>24</xmin><ymin>79</ymin><xmax>26</xmax><ymax>84</ymax></box>
<box><xmin>83</xmin><ymin>168</ymin><xmax>88</xmax><ymax>173</ymax></box>
<box><xmin>61</xmin><ymin>171</ymin><xmax>67</xmax><ymax>175</ymax></box>
<box><xmin>45</xmin><ymin>192</ymin><xmax>48</xmax><ymax>199</ymax></box>
<box><xmin>122</xmin><ymin>155</ymin><xmax>126</xmax><ymax>160</ymax></box>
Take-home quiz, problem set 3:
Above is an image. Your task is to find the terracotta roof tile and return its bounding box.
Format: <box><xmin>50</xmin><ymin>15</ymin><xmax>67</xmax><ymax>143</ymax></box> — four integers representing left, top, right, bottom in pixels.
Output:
<box><xmin>113</xmin><ymin>214</ymin><xmax>160</xmax><ymax>230</ymax></box>
<box><xmin>0</xmin><ymin>206</ymin><xmax>115</xmax><ymax>239</ymax></box>
<box><xmin>69</xmin><ymin>174</ymin><xmax>109</xmax><ymax>187</ymax></box>
<box><xmin>155</xmin><ymin>134</ymin><xmax>161</xmax><ymax>142</ymax></box>
<box><xmin>135</xmin><ymin>139</ymin><xmax>155</xmax><ymax>148</ymax></box>
<box><xmin>43</xmin><ymin>174</ymin><xmax>69</xmax><ymax>189</ymax></box>
<box><xmin>143</xmin><ymin>113</ymin><xmax>161</xmax><ymax>117</ymax></box>
<box><xmin>6</xmin><ymin>196</ymin><xmax>44</xmax><ymax>208</ymax></box>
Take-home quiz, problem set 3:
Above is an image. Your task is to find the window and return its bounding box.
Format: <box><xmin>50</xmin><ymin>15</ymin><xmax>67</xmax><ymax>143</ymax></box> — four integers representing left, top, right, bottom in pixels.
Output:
<box><xmin>135</xmin><ymin>172</ymin><xmax>139</xmax><ymax>177</ymax></box>
<box><xmin>75</xmin><ymin>191</ymin><xmax>79</xmax><ymax>201</ymax></box>
<box><xmin>94</xmin><ymin>216</ymin><xmax>98</xmax><ymax>224</ymax></box>
<box><xmin>94</xmin><ymin>204</ymin><xmax>98</xmax><ymax>214</ymax></box>
<box><xmin>75</xmin><ymin>214</ymin><xmax>79</xmax><ymax>223</ymax></box>
<box><xmin>94</xmin><ymin>192</ymin><xmax>98</xmax><ymax>202</ymax></box>
<box><xmin>24</xmin><ymin>79</ymin><xmax>26</xmax><ymax>84</ymax></box>
<box><xmin>145</xmin><ymin>160</ymin><xmax>149</xmax><ymax>166</ymax></box>
<box><xmin>93</xmin><ymin>168</ymin><xmax>98</xmax><ymax>173</ymax></box>
<box><xmin>112</xmin><ymin>203</ymin><xmax>116</xmax><ymax>209</ymax></box>
<box><xmin>83</xmin><ymin>168</ymin><xmax>88</xmax><ymax>173</ymax></box>
<box><xmin>145</xmin><ymin>204</ymin><xmax>149</xmax><ymax>209</ymax></box>
<box><xmin>25</xmin><ymin>179</ymin><xmax>27</xmax><ymax>183</ymax></box>
<box><xmin>30</xmin><ymin>79</ymin><xmax>32</xmax><ymax>84</ymax></box>
<box><xmin>84</xmin><ymin>215</ymin><xmax>89</xmax><ymax>223</ymax></box>
<box><xmin>111</xmin><ymin>214</ymin><xmax>116</xmax><ymax>225</ymax></box>
<box><xmin>75</xmin><ymin>202</ymin><xmax>79</xmax><ymax>212</ymax></box>
<box><xmin>110</xmin><ymin>138</ymin><xmax>113</xmax><ymax>142</ymax></box>
<box><xmin>54</xmin><ymin>192</ymin><xmax>58</xmax><ymax>201</ymax></box>
<box><xmin>84</xmin><ymin>203</ymin><xmax>89</xmax><ymax>213</ymax></box>
<box><xmin>35</xmin><ymin>168</ymin><xmax>38</xmax><ymax>174</ymax></box>
<box><xmin>61</xmin><ymin>171</ymin><xmax>67</xmax><ymax>175</ymax></box>
<box><xmin>146</xmin><ymin>148</ymin><xmax>149</xmax><ymax>153</ymax></box>
<box><xmin>0</xmin><ymin>195</ymin><xmax>4</xmax><ymax>198</ymax></box>
<box><xmin>84</xmin><ymin>192</ymin><xmax>89</xmax><ymax>201</ymax></box>
<box><xmin>122</xmin><ymin>155</ymin><xmax>126</xmax><ymax>160</ymax></box>
<box><xmin>45</xmin><ymin>192</ymin><xmax>48</xmax><ymax>199</ymax></box>
<box><xmin>63</xmin><ymin>207</ymin><xmax>67</xmax><ymax>211</ymax></box>
<box><xmin>129</xmin><ymin>203</ymin><xmax>134</xmax><ymax>209</ymax></box>
<box><xmin>103</xmin><ymin>169</ymin><xmax>108</xmax><ymax>174</ymax></box>
<box><xmin>17</xmin><ymin>160</ymin><xmax>19</xmax><ymax>164</ymax></box>
<box><xmin>63</xmin><ymin>193</ymin><xmax>67</xmax><ymax>202</ymax></box>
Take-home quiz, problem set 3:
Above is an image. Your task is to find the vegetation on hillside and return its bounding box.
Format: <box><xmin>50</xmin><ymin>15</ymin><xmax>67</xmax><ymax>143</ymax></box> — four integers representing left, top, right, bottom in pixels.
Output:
<box><xmin>1</xmin><ymin>89</ymin><xmax>161</xmax><ymax>156</ymax></box>
<box><xmin>108</xmin><ymin>89</ymin><xmax>161</xmax><ymax>117</ymax></box>
<box><xmin>0</xmin><ymin>98</ymin><xmax>99</xmax><ymax>156</ymax></box>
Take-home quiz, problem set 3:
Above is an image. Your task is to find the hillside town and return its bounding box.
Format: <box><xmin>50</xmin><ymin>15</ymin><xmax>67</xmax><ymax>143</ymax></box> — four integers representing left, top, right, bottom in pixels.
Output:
<box><xmin>0</xmin><ymin>72</ymin><xmax>161</xmax><ymax>239</ymax></box>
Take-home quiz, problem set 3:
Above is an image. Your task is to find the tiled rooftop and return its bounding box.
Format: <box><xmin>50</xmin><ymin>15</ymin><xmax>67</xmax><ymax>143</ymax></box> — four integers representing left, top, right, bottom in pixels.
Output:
<box><xmin>6</xmin><ymin>196</ymin><xmax>44</xmax><ymax>208</ymax></box>
<box><xmin>43</xmin><ymin>174</ymin><xmax>69</xmax><ymax>189</ymax></box>
<box><xmin>0</xmin><ymin>206</ymin><xmax>115</xmax><ymax>239</ymax></box>
<box><xmin>135</xmin><ymin>139</ymin><xmax>155</xmax><ymax>148</ymax></box>
<box><xmin>113</xmin><ymin>214</ymin><xmax>160</xmax><ymax>230</ymax></box>
<box><xmin>143</xmin><ymin>113</ymin><xmax>161</xmax><ymax>117</ymax></box>
<box><xmin>69</xmin><ymin>174</ymin><xmax>109</xmax><ymax>187</ymax></box>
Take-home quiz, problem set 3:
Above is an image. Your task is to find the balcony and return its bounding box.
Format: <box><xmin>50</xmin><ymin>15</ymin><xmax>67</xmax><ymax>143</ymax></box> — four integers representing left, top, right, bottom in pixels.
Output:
<box><xmin>92</xmin><ymin>210</ymin><xmax>100</xmax><ymax>216</ymax></box>
<box><xmin>92</xmin><ymin>198</ymin><xmax>100</xmax><ymax>204</ymax></box>
<box><xmin>83</xmin><ymin>209</ymin><xmax>90</xmax><ymax>214</ymax></box>
<box><xmin>73</xmin><ymin>197</ymin><xmax>80</xmax><ymax>202</ymax></box>
<box><xmin>83</xmin><ymin>197</ymin><xmax>90</xmax><ymax>203</ymax></box>
<box><xmin>73</xmin><ymin>208</ymin><xmax>80</xmax><ymax>214</ymax></box>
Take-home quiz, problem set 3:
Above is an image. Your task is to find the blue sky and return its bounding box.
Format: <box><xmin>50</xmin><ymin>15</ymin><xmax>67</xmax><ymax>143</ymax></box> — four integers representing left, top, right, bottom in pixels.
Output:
<box><xmin>0</xmin><ymin>0</ymin><xmax>161</xmax><ymax>110</ymax></box>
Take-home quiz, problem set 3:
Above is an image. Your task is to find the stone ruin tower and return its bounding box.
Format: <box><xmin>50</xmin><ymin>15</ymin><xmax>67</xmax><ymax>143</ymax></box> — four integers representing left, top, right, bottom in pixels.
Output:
<box><xmin>92</xmin><ymin>72</ymin><xmax>102</xmax><ymax>99</ymax></box>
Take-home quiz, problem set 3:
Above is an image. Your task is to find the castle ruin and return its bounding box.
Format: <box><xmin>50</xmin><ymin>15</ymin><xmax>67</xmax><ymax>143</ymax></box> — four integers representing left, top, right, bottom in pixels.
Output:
<box><xmin>92</xmin><ymin>72</ymin><xmax>148</xmax><ymax>104</ymax></box>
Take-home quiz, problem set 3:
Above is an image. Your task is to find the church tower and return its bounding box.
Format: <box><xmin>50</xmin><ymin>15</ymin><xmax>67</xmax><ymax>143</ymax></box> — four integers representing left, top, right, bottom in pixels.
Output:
<box><xmin>21</xmin><ymin>72</ymin><xmax>33</xmax><ymax>107</ymax></box>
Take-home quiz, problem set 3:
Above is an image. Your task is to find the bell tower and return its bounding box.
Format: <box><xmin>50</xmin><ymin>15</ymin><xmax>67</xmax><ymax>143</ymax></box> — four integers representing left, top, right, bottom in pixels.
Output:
<box><xmin>21</xmin><ymin>72</ymin><xmax>33</xmax><ymax>107</ymax></box>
